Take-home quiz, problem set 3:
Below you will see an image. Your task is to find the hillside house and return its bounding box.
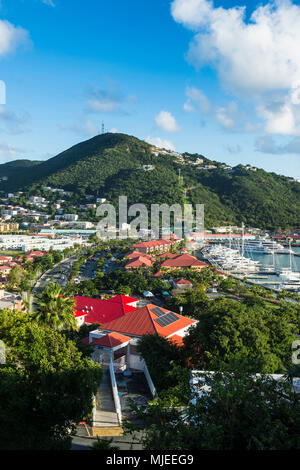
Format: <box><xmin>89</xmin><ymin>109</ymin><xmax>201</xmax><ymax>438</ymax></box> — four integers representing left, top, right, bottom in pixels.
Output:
<box><xmin>172</xmin><ymin>278</ymin><xmax>193</xmax><ymax>290</ymax></box>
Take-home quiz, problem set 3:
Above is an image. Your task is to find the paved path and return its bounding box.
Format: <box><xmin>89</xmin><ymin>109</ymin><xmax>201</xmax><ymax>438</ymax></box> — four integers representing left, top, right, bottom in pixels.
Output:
<box><xmin>93</xmin><ymin>369</ymin><xmax>119</xmax><ymax>428</ymax></box>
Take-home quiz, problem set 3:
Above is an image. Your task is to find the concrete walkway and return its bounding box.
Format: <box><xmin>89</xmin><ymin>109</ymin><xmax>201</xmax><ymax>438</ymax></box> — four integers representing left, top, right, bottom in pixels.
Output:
<box><xmin>93</xmin><ymin>369</ymin><xmax>120</xmax><ymax>430</ymax></box>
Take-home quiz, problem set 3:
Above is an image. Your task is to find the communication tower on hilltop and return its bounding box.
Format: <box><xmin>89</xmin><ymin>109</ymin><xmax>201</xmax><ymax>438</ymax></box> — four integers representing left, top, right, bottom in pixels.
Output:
<box><xmin>101</xmin><ymin>121</ymin><xmax>105</xmax><ymax>134</ymax></box>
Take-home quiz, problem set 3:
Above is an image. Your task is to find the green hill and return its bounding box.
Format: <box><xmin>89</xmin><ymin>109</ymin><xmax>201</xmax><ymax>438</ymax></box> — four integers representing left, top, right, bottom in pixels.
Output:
<box><xmin>0</xmin><ymin>133</ymin><xmax>299</xmax><ymax>230</ymax></box>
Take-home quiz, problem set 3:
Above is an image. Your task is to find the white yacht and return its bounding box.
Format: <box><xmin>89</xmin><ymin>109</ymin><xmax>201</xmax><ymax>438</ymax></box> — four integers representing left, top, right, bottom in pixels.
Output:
<box><xmin>242</xmin><ymin>238</ymin><xmax>293</xmax><ymax>254</ymax></box>
<box><xmin>279</xmin><ymin>279</ymin><xmax>300</xmax><ymax>291</ymax></box>
<box><xmin>202</xmin><ymin>244</ymin><xmax>260</xmax><ymax>275</ymax></box>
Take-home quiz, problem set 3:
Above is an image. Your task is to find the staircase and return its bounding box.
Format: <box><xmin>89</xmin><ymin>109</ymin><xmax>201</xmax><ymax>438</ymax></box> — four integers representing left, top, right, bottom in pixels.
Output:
<box><xmin>92</xmin><ymin>369</ymin><xmax>122</xmax><ymax>435</ymax></box>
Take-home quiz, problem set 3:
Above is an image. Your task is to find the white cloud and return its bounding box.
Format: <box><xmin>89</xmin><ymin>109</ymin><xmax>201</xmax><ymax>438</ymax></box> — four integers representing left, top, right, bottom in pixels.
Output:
<box><xmin>224</xmin><ymin>143</ymin><xmax>242</xmax><ymax>154</ymax></box>
<box><xmin>145</xmin><ymin>136</ymin><xmax>176</xmax><ymax>151</ymax></box>
<box><xmin>216</xmin><ymin>103</ymin><xmax>237</xmax><ymax>130</ymax></box>
<box><xmin>257</xmin><ymin>85</ymin><xmax>300</xmax><ymax>135</ymax></box>
<box><xmin>88</xmin><ymin>99</ymin><xmax>118</xmax><ymax>112</ymax></box>
<box><xmin>0</xmin><ymin>105</ymin><xmax>30</xmax><ymax>134</ymax></box>
<box><xmin>86</xmin><ymin>82</ymin><xmax>136</xmax><ymax>115</ymax></box>
<box><xmin>184</xmin><ymin>86</ymin><xmax>211</xmax><ymax>113</ymax></box>
<box><xmin>0</xmin><ymin>142</ymin><xmax>25</xmax><ymax>160</ymax></box>
<box><xmin>172</xmin><ymin>0</ymin><xmax>300</xmax><ymax>136</ymax></box>
<box><xmin>255</xmin><ymin>134</ymin><xmax>300</xmax><ymax>154</ymax></box>
<box><xmin>0</xmin><ymin>20</ymin><xmax>30</xmax><ymax>56</ymax></box>
<box><xmin>184</xmin><ymin>86</ymin><xmax>247</xmax><ymax>131</ymax></box>
<box><xmin>58</xmin><ymin>119</ymin><xmax>98</xmax><ymax>137</ymax></box>
<box><xmin>155</xmin><ymin>110</ymin><xmax>181</xmax><ymax>132</ymax></box>
<box><xmin>172</xmin><ymin>0</ymin><xmax>300</xmax><ymax>94</ymax></box>
<box><xmin>42</xmin><ymin>0</ymin><xmax>55</xmax><ymax>6</ymax></box>
<box><xmin>171</xmin><ymin>0</ymin><xmax>213</xmax><ymax>30</ymax></box>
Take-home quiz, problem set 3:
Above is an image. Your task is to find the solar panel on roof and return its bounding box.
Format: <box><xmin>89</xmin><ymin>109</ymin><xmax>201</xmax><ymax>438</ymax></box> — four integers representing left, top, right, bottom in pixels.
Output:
<box><xmin>155</xmin><ymin>315</ymin><xmax>170</xmax><ymax>327</ymax></box>
<box><xmin>152</xmin><ymin>307</ymin><xmax>166</xmax><ymax>317</ymax></box>
<box><xmin>165</xmin><ymin>312</ymin><xmax>179</xmax><ymax>323</ymax></box>
<box><xmin>154</xmin><ymin>312</ymin><xmax>179</xmax><ymax>327</ymax></box>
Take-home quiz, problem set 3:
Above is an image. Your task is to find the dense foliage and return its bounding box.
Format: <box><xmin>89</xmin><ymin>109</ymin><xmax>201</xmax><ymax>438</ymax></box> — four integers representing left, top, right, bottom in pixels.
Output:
<box><xmin>0</xmin><ymin>133</ymin><xmax>299</xmax><ymax>230</ymax></box>
<box><xmin>125</xmin><ymin>369</ymin><xmax>300</xmax><ymax>450</ymax></box>
<box><xmin>0</xmin><ymin>309</ymin><xmax>102</xmax><ymax>450</ymax></box>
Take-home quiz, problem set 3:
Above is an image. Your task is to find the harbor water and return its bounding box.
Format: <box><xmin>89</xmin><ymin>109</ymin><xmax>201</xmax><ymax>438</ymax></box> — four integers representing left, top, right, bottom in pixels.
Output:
<box><xmin>238</xmin><ymin>245</ymin><xmax>300</xmax><ymax>289</ymax></box>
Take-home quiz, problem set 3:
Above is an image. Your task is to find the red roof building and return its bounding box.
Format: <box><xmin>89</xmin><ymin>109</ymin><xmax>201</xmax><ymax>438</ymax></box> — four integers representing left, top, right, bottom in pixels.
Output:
<box><xmin>0</xmin><ymin>265</ymin><xmax>12</xmax><ymax>274</ymax></box>
<box><xmin>126</xmin><ymin>251</ymin><xmax>153</xmax><ymax>260</ymax></box>
<box><xmin>98</xmin><ymin>304</ymin><xmax>195</xmax><ymax>339</ymax></box>
<box><xmin>86</xmin><ymin>332</ymin><xmax>132</xmax><ymax>349</ymax></box>
<box><xmin>153</xmin><ymin>271</ymin><xmax>163</xmax><ymax>277</ymax></box>
<box><xmin>173</xmin><ymin>278</ymin><xmax>193</xmax><ymax>290</ymax></box>
<box><xmin>0</xmin><ymin>256</ymin><xmax>13</xmax><ymax>264</ymax></box>
<box><xmin>131</xmin><ymin>239</ymin><xmax>176</xmax><ymax>254</ymax></box>
<box><xmin>74</xmin><ymin>294</ymin><xmax>139</xmax><ymax>325</ymax></box>
<box><xmin>161</xmin><ymin>254</ymin><xmax>209</xmax><ymax>270</ymax></box>
<box><xmin>27</xmin><ymin>251</ymin><xmax>45</xmax><ymax>257</ymax></box>
<box><xmin>125</xmin><ymin>256</ymin><xmax>153</xmax><ymax>269</ymax></box>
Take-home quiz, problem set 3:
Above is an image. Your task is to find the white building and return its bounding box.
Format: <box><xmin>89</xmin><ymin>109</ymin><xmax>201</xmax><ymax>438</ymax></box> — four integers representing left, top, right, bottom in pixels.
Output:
<box><xmin>64</xmin><ymin>214</ymin><xmax>78</xmax><ymax>221</ymax></box>
<box><xmin>0</xmin><ymin>234</ymin><xmax>84</xmax><ymax>251</ymax></box>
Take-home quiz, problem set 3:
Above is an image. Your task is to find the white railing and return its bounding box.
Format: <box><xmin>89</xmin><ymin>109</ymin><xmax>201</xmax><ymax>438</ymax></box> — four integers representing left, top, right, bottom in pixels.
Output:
<box><xmin>143</xmin><ymin>361</ymin><xmax>157</xmax><ymax>398</ymax></box>
<box><xmin>109</xmin><ymin>357</ymin><xmax>122</xmax><ymax>425</ymax></box>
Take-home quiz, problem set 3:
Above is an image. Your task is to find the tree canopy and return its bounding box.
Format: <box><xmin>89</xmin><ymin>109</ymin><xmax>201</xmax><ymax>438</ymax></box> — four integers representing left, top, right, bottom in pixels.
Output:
<box><xmin>0</xmin><ymin>309</ymin><xmax>102</xmax><ymax>450</ymax></box>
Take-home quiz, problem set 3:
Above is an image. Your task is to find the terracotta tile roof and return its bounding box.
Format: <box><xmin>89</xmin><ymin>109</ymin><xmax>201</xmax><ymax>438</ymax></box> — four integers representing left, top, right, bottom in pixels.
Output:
<box><xmin>100</xmin><ymin>304</ymin><xmax>195</xmax><ymax>338</ymax></box>
<box><xmin>175</xmin><ymin>278</ymin><xmax>193</xmax><ymax>285</ymax></box>
<box><xmin>81</xmin><ymin>332</ymin><xmax>131</xmax><ymax>348</ymax></box>
<box><xmin>28</xmin><ymin>251</ymin><xmax>45</xmax><ymax>256</ymax></box>
<box><xmin>132</xmin><ymin>239</ymin><xmax>174</xmax><ymax>249</ymax></box>
<box><xmin>125</xmin><ymin>256</ymin><xmax>152</xmax><ymax>268</ymax></box>
<box><xmin>154</xmin><ymin>271</ymin><xmax>163</xmax><ymax>277</ymax></box>
<box><xmin>161</xmin><ymin>254</ymin><xmax>209</xmax><ymax>268</ymax></box>
<box><xmin>0</xmin><ymin>265</ymin><xmax>12</xmax><ymax>270</ymax></box>
<box><xmin>92</xmin><ymin>332</ymin><xmax>131</xmax><ymax>348</ymax></box>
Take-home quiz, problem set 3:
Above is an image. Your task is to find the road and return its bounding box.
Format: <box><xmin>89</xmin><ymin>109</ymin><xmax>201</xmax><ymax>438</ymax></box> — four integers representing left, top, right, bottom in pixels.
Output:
<box><xmin>32</xmin><ymin>253</ymin><xmax>83</xmax><ymax>294</ymax></box>
<box><xmin>77</xmin><ymin>255</ymin><xmax>101</xmax><ymax>282</ymax></box>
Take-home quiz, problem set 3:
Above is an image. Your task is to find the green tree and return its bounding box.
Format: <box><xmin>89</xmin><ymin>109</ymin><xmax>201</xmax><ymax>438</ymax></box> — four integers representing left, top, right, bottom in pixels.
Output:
<box><xmin>33</xmin><ymin>282</ymin><xmax>77</xmax><ymax>330</ymax></box>
<box><xmin>7</xmin><ymin>266</ymin><xmax>27</xmax><ymax>291</ymax></box>
<box><xmin>0</xmin><ymin>309</ymin><xmax>102</xmax><ymax>450</ymax></box>
<box><xmin>126</xmin><ymin>370</ymin><xmax>300</xmax><ymax>450</ymax></box>
<box><xmin>183</xmin><ymin>298</ymin><xmax>296</xmax><ymax>373</ymax></box>
<box><xmin>137</xmin><ymin>334</ymin><xmax>187</xmax><ymax>393</ymax></box>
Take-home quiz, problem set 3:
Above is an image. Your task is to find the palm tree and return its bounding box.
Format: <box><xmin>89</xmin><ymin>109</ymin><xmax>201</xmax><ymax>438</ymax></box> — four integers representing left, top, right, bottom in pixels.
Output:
<box><xmin>33</xmin><ymin>282</ymin><xmax>77</xmax><ymax>330</ymax></box>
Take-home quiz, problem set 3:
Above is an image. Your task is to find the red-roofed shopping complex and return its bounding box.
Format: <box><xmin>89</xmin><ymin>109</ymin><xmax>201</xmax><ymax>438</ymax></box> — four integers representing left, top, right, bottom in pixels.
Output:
<box><xmin>74</xmin><ymin>294</ymin><xmax>139</xmax><ymax>327</ymax></box>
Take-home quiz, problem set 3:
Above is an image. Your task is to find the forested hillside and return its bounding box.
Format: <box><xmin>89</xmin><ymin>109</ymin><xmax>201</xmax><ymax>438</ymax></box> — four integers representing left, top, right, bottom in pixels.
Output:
<box><xmin>0</xmin><ymin>133</ymin><xmax>299</xmax><ymax>230</ymax></box>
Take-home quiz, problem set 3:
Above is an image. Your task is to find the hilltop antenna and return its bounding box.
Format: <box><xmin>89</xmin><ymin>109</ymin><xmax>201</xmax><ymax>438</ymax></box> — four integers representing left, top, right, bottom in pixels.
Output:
<box><xmin>101</xmin><ymin>121</ymin><xmax>105</xmax><ymax>134</ymax></box>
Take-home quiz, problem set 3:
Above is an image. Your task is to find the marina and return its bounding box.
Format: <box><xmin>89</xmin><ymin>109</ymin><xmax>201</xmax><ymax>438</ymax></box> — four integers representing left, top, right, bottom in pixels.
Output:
<box><xmin>201</xmin><ymin>238</ymin><xmax>300</xmax><ymax>292</ymax></box>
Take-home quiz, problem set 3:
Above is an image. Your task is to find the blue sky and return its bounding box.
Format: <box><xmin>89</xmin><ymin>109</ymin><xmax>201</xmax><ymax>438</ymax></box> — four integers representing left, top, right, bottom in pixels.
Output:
<box><xmin>0</xmin><ymin>0</ymin><xmax>300</xmax><ymax>179</ymax></box>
